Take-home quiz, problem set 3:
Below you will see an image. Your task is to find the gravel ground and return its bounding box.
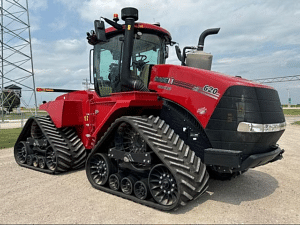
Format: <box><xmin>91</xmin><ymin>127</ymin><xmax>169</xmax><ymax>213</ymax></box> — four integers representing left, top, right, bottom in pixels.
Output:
<box><xmin>0</xmin><ymin>124</ymin><xmax>299</xmax><ymax>224</ymax></box>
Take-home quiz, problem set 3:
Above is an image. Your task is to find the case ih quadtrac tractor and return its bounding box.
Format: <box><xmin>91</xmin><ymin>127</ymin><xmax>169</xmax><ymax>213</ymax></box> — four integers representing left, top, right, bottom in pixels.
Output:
<box><xmin>14</xmin><ymin>7</ymin><xmax>286</xmax><ymax>210</ymax></box>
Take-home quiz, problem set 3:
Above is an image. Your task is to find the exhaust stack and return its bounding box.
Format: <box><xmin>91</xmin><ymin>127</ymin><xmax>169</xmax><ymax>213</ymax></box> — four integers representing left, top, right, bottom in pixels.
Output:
<box><xmin>120</xmin><ymin>7</ymin><xmax>148</xmax><ymax>92</ymax></box>
<box><xmin>185</xmin><ymin>28</ymin><xmax>220</xmax><ymax>70</ymax></box>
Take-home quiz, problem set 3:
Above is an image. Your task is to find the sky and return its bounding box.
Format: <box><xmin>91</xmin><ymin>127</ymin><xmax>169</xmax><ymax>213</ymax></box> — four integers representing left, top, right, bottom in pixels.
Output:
<box><xmin>2</xmin><ymin>0</ymin><xmax>300</xmax><ymax>106</ymax></box>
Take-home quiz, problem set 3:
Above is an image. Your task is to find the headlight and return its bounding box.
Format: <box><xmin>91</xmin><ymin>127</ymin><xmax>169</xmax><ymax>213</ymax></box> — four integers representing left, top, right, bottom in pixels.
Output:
<box><xmin>237</xmin><ymin>122</ymin><xmax>286</xmax><ymax>132</ymax></box>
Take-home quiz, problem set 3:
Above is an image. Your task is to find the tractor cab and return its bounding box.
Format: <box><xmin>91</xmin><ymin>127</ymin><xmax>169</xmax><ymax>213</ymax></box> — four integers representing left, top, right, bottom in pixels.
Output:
<box><xmin>88</xmin><ymin>9</ymin><xmax>171</xmax><ymax>97</ymax></box>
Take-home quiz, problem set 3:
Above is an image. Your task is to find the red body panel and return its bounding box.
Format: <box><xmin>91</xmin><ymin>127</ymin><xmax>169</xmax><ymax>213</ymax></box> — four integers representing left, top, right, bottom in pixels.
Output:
<box><xmin>40</xmin><ymin>64</ymin><xmax>272</xmax><ymax>150</ymax></box>
<box><xmin>148</xmin><ymin>64</ymin><xmax>271</xmax><ymax>128</ymax></box>
<box><xmin>40</xmin><ymin>91</ymin><xmax>162</xmax><ymax>149</ymax></box>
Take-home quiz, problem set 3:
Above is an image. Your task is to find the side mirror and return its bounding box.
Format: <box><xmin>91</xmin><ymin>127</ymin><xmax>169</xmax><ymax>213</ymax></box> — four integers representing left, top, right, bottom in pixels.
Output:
<box><xmin>175</xmin><ymin>45</ymin><xmax>182</xmax><ymax>62</ymax></box>
<box><xmin>94</xmin><ymin>20</ymin><xmax>107</xmax><ymax>42</ymax></box>
<box><xmin>165</xmin><ymin>46</ymin><xmax>169</xmax><ymax>59</ymax></box>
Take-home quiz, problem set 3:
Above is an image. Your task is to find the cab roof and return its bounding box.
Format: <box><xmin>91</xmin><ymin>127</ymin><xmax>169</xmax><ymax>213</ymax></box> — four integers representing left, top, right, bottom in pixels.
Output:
<box><xmin>105</xmin><ymin>22</ymin><xmax>172</xmax><ymax>43</ymax></box>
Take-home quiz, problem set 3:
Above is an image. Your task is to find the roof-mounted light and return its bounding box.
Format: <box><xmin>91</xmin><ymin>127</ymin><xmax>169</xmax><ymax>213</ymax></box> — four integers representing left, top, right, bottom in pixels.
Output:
<box><xmin>113</xmin><ymin>13</ymin><xmax>119</xmax><ymax>22</ymax></box>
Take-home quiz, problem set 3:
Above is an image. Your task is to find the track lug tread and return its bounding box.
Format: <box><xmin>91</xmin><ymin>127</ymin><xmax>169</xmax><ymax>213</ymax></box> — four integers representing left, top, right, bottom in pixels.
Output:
<box><xmin>163</xmin><ymin>154</ymin><xmax>184</xmax><ymax>162</ymax></box>
<box><xmin>85</xmin><ymin>115</ymin><xmax>208</xmax><ymax>210</ymax></box>
<box><xmin>132</xmin><ymin>120</ymin><xmax>153</xmax><ymax>127</ymax></box>
<box><xmin>182</xmin><ymin>191</ymin><xmax>193</xmax><ymax>200</ymax></box>
<box><xmin>142</xmin><ymin>130</ymin><xmax>162</xmax><ymax>138</ymax></box>
<box><xmin>72</xmin><ymin>138</ymin><xmax>80</xmax><ymax>146</ymax></box>
<box><xmin>15</xmin><ymin>116</ymin><xmax>86</xmax><ymax>174</ymax></box>
<box><xmin>178</xmin><ymin>140</ymin><xmax>184</xmax><ymax>151</ymax></box>
<box><xmin>153</xmin><ymin>117</ymin><xmax>159</xmax><ymax>124</ymax></box>
<box><xmin>173</xmin><ymin>135</ymin><xmax>179</xmax><ymax>145</ymax></box>
<box><xmin>181</xmin><ymin>180</ymin><xmax>196</xmax><ymax>191</ymax></box>
<box><xmin>184</xmin><ymin>146</ymin><xmax>190</xmax><ymax>158</ymax></box>
<box><xmin>158</xmin><ymin>148</ymin><xmax>178</xmax><ymax>156</ymax></box>
<box><xmin>163</xmin><ymin>125</ymin><xmax>169</xmax><ymax>134</ymax></box>
<box><xmin>169</xmin><ymin>161</ymin><xmax>190</xmax><ymax>170</ymax></box>
<box><xmin>190</xmin><ymin>151</ymin><xmax>195</xmax><ymax>164</ymax></box>
<box><xmin>118</xmin><ymin>116</ymin><xmax>209</xmax><ymax>209</ymax></box>
<box><xmin>168</xmin><ymin>129</ymin><xmax>174</xmax><ymax>140</ymax></box>
<box><xmin>158</xmin><ymin>120</ymin><xmax>165</xmax><ymax>129</ymax></box>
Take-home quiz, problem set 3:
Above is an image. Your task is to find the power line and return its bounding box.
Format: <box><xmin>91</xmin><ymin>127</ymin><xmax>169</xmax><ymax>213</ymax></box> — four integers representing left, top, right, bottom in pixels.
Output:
<box><xmin>253</xmin><ymin>75</ymin><xmax>300</xmax><ymax>84</ymax></box>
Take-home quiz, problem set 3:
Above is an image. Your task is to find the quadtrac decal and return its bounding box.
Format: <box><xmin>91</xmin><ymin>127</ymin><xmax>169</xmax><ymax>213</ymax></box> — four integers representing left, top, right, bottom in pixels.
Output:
<box><xmin>154</xmin><ymin>76</ymin><xmax>220</xmax><ymax>100</ymax></box>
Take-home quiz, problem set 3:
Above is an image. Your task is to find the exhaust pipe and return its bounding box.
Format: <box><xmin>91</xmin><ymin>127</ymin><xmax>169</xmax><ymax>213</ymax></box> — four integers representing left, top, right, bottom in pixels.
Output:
<box><xmin>120</xmin><ymin>7</ymin><xmax>148</xmax><ymax>92</ymax></box>
<box><xmin>197</xmin><ymin>28</ymin><xmax>220</xmax><ymax>51</ymax></box>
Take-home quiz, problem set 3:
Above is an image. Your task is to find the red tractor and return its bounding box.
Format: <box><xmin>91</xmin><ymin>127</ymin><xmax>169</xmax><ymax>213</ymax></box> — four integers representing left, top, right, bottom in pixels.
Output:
<box><xmin>14</xmin><ymin>7</ymin><xmax>286</xmax><ymax>210</ymax></box>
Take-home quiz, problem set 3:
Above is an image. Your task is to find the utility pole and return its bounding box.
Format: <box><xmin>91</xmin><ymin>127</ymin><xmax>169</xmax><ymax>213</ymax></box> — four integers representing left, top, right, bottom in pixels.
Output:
<box><xmin>287</xmin><ymin>89</ymin><xmax>291</xmax><ymax>108</ymax></box>
<box><xmin>0</xmin><ymin>0</ymin><xmax>37</xmax><ymax>122</ymax></box>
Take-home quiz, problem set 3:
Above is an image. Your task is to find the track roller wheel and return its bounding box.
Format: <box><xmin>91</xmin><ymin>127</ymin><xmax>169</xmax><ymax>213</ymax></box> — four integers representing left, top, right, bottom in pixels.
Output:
<box><xmin>14</xmin><ymin>141</ymin><xmax>30</xmax><ymax>164</ymax></box>
<box><xmin>32</xmin><ymin>155</ymin><xmax>39</xmax><ymax>167</ymax></box>
<box><xmin>39</xmin><ymin>157</ymin><xmax>46</xmax><ymax>169</ymax></box>
<box><xmin>46</xmin><ymin>146</ymin><xmax>57</xmax><ymax>171</ymax></box>
<box><xmin>134</xmin><ymin>179</ymin><xmax>149</xmax><ymax>200</ymax></box>
<box><xmin>86</xmin><ymin>153</ymin><xmax>115</xmax><ymax>186</ymax></box>
<box><xmin>27</xmin><ymin>155</ymin><xmax>33</xmax><ymax>166</ymax></box>
<box><xmin>148</xmin><ymin>164</ymin><xmax>179</xmax><ymax>206</ymax></box>
<box><xmin>109</xmin><ymin>173</ymin><xmax>123</xmax><ymax>191</ymax></box>
<box><xmin>121</xmin><ymin>176</ymin><xmax>137</xmax><ymax>195</ymax></box>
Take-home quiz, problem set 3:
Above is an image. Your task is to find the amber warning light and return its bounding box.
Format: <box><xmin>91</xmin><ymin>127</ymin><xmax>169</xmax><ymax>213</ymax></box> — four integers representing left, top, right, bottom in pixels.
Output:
<box><xmin>113</xmin><ymin>13</ymin><xmax>119</xmax><ymax>22</ymax></box>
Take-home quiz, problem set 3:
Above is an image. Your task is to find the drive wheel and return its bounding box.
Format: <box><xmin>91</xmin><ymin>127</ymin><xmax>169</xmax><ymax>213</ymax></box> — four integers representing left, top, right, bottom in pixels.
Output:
<box><xmin>87</xmin><ymin>153</ymin><xmax>114</xmax><ymax>186</ymax></box>
<box><xmin>148</xmin><ymin>164</ymin><xmax>179</xmax><ymax>206</ymax></box>
<box><xmin>46</xmin><ymin>146</ymin><xmax>57</xmax><ymax>171</ymax></box>
<box><xmin>14</xmin><ymin>141</ymin><xmax>29</xmax><ymax>164</ymax></box>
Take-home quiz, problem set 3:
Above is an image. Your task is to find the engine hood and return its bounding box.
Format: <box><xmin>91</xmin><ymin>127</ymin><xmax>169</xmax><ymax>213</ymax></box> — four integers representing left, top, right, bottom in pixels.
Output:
<box><xmin>148</xmin><ymin>64</ymin><xmax>274</xmax><ymax>128</ymax></box>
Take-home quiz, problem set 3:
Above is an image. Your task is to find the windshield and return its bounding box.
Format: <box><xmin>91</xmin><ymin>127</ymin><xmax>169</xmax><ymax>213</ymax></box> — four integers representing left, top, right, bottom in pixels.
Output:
<box><xmin>94</xmin><ymin>33</ymin><xmax>165</xmax><ymax>97</ymax></box>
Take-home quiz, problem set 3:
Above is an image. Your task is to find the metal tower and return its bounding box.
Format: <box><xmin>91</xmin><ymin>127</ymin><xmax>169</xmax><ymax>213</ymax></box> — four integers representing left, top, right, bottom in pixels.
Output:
<box><xmin>0</xmin><ymin>0</ymin><xmax>37</xmax><ymax>122</ymax></box>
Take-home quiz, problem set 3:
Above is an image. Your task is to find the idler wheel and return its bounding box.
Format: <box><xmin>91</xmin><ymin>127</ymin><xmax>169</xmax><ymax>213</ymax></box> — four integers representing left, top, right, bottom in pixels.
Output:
<box><xmin>86</xmin><ymin>153</ymin><xmax>115</xmax><ymax>186</ymax></box>
<box><xmin>109</xmin><ymin>173</ymin><xmax>123</xmax><ymax>191</ymax></box>
<box><xmin>14</xmin><ymin>141</ymin><xmax>29</xmax><ymax>164</ymax></box>
<box><xmin>32</xmin><ymin>155</ymin><xmax>39</xmax><ymax>167</ymax></box>
<box><xmin>134</xmin><ymin>179</ymin><xmax>149</xmax><ymax>200</ymax></box>
<box><xmin>121</xmin><ymin>176</ymin><xmax>137</xmax><ymax>195</ymax></box>
<box><xmin>39</xmin><ymin>157</ymin><xmax>46</xmax><ymax>169</ymax></box>
<box><xmin>46</xmin><ymin>146</ymin><xmax>57</xmax><ymax>171</ymax></box>
<box><xmin>148</xmin><ymin>164</ymin><xmax>179</xmax><ymax>206</ymax></box>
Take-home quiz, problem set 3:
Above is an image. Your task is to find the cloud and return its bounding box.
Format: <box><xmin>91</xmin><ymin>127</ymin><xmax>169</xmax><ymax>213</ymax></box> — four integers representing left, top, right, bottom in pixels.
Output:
<box><xmin>54</xmin><ymin>39</ymin><xmax>86</xmax><ymax>54</ymax></box>
<box><xmin>28</xmin><ymin>0</ymin><xmax>48</xmax><ymax>11</ymax></box>
<box><xmin>49</xmin><ymin>17</ymin><xmax>68</xmax><ymax>31</ymax></box>
<box><xmin>9</xmin><ymin>0</ymin><xmax>300</xmax><ymax>105</ymax></box>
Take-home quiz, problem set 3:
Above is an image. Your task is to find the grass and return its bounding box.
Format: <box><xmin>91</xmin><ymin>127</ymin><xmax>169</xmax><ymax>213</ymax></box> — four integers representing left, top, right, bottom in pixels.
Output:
<box><xmin>0</xmin><ymin>128</ymin><xmax>22</xmax><ymax>149</ymax></box>
<box><xmin>292</xmin><ymin>121</ymin><xmax>300</xmax><ymax>125</ymax></box>
<box><xmin>283</xmin><ymin>109</ymin><xmax>300</xmax><ymax>115</ymax></box>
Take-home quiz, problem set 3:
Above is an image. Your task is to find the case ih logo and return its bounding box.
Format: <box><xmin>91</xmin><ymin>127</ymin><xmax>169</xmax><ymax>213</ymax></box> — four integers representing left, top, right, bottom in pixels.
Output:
<box><xmin>155</xmin><ymin>76</ymin><xmax>219</xmax><ymax>100</ymax></box>
<box><xmin>154</xmin><ymin>76</ymin><xmax>172</xmax><ymax>84</ymax></box>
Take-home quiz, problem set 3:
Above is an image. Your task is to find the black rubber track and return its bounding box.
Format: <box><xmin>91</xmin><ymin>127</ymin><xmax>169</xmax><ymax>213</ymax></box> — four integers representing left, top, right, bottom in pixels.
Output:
<box><xmin>14</xmin><ymin>116</ymin><xmax>86</xmax><ymax>174</ymax></box>
<box><xmin>86</xmin><ymin>115</ymin><xmax>209</xmax><ymax>211</ymax></box>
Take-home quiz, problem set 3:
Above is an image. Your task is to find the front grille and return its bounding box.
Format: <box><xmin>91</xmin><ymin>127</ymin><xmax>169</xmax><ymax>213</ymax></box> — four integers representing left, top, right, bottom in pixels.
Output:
<box><xmin>205</xmin><ymin>86</ymin><xmax>285</xmax><ymax>158</ymax></box>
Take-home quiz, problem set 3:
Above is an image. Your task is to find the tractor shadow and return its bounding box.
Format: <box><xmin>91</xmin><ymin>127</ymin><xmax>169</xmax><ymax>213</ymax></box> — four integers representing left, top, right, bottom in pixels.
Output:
<box><xmin>55</xmin><ymin>167</ymin><xmax>85</xmax><ymax>176</ymax></box>
<box><xmin>171</xmin><ymin>169</ymin><xmax>279</xmax><ymax>214</ymax></box>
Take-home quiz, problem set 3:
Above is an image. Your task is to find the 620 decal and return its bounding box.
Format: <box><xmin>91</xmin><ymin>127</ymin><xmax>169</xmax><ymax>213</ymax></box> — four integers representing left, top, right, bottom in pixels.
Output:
<box><xmin>203</xmin><ymin>85</ymin><xmax>218</xmax><ymax>95</ymax></box>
